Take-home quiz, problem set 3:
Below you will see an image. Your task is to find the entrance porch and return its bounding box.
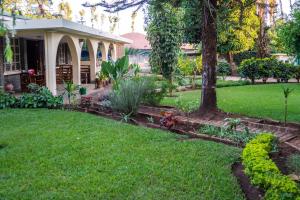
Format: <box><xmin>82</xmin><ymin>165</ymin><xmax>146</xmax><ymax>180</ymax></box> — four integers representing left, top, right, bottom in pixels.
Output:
<box><xmin>2</xmin><ymin>19</ymin><xmax>130</xmax><ymax>95</ymax></box>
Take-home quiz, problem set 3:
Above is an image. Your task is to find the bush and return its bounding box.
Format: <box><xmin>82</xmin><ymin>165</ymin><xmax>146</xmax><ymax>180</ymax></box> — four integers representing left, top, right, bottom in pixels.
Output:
<box><xmin>19</xmin><ymin>86</ymin><xmax>63</xmax><ymax>109</ymax></box>
<box><xmin>257</xmin><ymin>58</ymin><xmax>277</xmax><ymax>83</ymax></box>
<box><xmin>0</xmin><ymin>90</ymin><xmax>17</xmax><ymax>109</ymax></box>
<box><xmin>238</xmin><ymin>58</ymin><xmax>260</xmax><ymax>84</ymax></box>
<box><xmin>273</xmin><ymin>62</ymin><xmax>294</xmax><ymax>83</ymax></box>
<box><xmin>233</xmin><ymin>51</ymin><xmax>257</xmax><ymax>66</ymax></box>
<box><xmin>142</xmin><ymin>77</ymin><xmax>167</xmax><ymax>106</ymax></box>
<box><xmin>110</xmin><ymin>77</ymin><xmax>167</xmax><ymax>115</ymax></box>
<box><xmin>110</xmin><ymin>78</ymin><xmax>161</xmax><ymax>115</ymax></box>
<box><xmin>242</xmin><ymin>133</ymin><xmax>300</xmax><ymax>200</ymax></box>
<box><xmin>0</xmin><ymin>85</ymin><xmax>63</xmax><ymax>109</ymax></box>
<box><xmin>199</xmin><ymin>124</ymin><xmax>256</xmax><ymax>144</ymax></box>
<box><xmin>217</xmin><ymin>62</ymin><xmax>231</xmax><ymax>80</ymax></box>
<box><xmin>216</xmin><ymin>80</ymin><xmax>250</xmax><ymax>88</ymax></box>
<box><xmin>293</xmin><ymin>66</ymin><xmax>300</xmax><ymax>83</ymax></box>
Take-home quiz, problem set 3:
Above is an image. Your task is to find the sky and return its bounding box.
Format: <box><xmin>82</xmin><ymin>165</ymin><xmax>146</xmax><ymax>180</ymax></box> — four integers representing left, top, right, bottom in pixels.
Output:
<box><xmin>52</xmin><ymin>0</ymin><xmax>295</xmax><ymax>36</ymax></box>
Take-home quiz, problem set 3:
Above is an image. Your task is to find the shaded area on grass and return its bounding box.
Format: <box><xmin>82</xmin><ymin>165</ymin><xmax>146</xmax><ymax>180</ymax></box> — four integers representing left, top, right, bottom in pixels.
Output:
<box><xmin>0</xmin><ymin>109</ymin><xmax>244</xmax><ymax>200</ymax></box>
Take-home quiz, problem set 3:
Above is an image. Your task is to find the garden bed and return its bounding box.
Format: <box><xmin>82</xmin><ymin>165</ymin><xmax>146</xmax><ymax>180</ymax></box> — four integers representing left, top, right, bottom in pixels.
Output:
<box><xmin>77</xmin><ymin>105</ymin><xmax>300</xmax><ymax>200</ymax></box>
<box><xmin>232</xmin><ymin>143</ymin><xmax>300</xmax><ymax>200</ymax></box>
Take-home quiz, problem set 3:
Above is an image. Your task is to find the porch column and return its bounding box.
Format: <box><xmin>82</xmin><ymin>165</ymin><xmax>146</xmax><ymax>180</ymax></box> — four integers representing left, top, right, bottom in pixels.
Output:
<box><xmin>88</xmin><ymin>39</ymin><xmax>98</xmax><ymax>82</ymax></box>
<box><xmin>70</xmin><ymin>36</ymin><xmax>81</xmax><ymax>85</ymax></box>
<box><xmin>103</xmin><ymin>42</ymin><xmax>110</xmax><ymax>61</ymax></box>
<box><xmin>44</xmin><ymin>32</ymin><xmax>58</xmax><ymax>95</ymax></box>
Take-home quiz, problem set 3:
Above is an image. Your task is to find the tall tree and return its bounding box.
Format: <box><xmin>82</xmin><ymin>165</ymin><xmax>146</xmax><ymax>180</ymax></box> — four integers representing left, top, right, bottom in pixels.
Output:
<box><xmin>199</xmin><ymin>0</ymin><xmax>217</xmax><ymax>112</ymax></box>
<box><xmin>217</xmin><ymin>3</ymin><xmax>259</xmax><ymax>74</ymax></box>
<box><xmin>146</xmin><ymin>2</ymin><xmax>183</xmax><ymax>95</ymax></box>
<box><xmin>277</xmin><ymin>9</ymin><xmax>300</xmax><ymax>59</ymax></box>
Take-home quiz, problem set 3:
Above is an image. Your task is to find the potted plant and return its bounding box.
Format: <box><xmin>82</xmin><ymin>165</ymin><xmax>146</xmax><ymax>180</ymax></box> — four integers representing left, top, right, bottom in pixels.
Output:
<box><xmin>95</xmin><ymin>71</ymin><xmax>102</xmax><ymax>89</ymax></box>
<box><xmin>4</xmin><ymin>81</ymin><xmax>14</xmax><ymax>93</ymax></box>
<box><xmin>79</xmin><ymin>87</ymin><xmax>87</xmax><ymax>95</ymax></box>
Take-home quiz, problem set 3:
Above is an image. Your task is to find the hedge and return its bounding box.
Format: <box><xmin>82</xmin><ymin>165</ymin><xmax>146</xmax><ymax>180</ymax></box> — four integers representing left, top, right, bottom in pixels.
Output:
<box><xmin>242</xmin><ymin>133</ymin><xmax>300</xmax><ymax>200</ymax></box>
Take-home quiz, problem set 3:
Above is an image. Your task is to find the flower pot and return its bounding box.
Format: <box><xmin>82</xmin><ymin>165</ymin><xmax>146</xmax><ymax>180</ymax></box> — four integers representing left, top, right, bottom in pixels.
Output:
<box><xmin>79</xmin><ymin>87</ymin><xmax>87</xmax><ymax>95</ymax></box>
<box><xmin>95</xmin><ymin>78</ymin><xmax>101</xmax><ymax>89</ymax></box>
<box><xmin>4</xmin><ymin>83</ymin><xmax>14</xmax><ymax>92</ymax></box>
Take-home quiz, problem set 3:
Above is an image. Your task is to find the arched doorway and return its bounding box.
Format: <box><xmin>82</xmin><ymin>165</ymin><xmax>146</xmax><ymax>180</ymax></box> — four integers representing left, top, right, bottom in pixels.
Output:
<box><xmin>96</xmin><ymin>42</ymin><xmax>106</xmax><ymax>68</ymax></box>
<box><xmin>55</xmin><ymin>36</ymin><xmax>77</xmax><ymax>84</ymax></box>
<box><xmin>108</xmin><ymin>43</ymin><xmax>115</xmax><ymax>61</ymax></box>
<box><xmin>80</xmin><ymin>39</ymin><xmax>93</xmax><ymax>84</ymax></box>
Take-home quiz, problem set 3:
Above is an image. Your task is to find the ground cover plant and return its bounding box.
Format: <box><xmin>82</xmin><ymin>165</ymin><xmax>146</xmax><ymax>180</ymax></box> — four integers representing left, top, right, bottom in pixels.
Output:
<box><xmin>0</xmin><ymin>109</ymin><xmax>244</xmax><ymax>200</ymax></box>
<box><xmin>242</xmin><ymin>133</ymin><xmax>300</xmax><ymax>199</ymax></box>
<box><xmin>199</xmin><ymin>123</ymin><xmax>257</xmax><ymax>145</ymax></box>
<box><xmin>162</xmin><ymin>83</ymin><xmax>300</xmax><ymax>123</ymax></box>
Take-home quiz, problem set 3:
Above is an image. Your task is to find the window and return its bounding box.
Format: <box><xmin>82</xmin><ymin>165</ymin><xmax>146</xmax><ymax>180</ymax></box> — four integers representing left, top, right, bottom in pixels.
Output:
<box><xmin>0</xmin><ymin>38</ymin><xmax>21</xmax><ymax>72</ymax></box>
<box><xmin>56</xmin><ymin>43</ymin><xmax>71</xmax><ymax>65</ymax></box>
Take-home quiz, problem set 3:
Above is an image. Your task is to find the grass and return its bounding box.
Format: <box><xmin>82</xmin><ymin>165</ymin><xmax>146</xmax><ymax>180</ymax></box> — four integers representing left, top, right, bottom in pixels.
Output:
<box><xmin>0</xmin><ymin>109</ymin><xmax>244</xmax><ymax>200</ymax></box>
<box><xmin>162</xmin><ymin>83</ymin><xmax>300</xmax><ymax>123</ymax></box>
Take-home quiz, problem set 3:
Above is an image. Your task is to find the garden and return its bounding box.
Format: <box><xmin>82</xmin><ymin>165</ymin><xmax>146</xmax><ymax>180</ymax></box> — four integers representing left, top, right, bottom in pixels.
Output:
<box><xmin>1</xmin><ymin>0</ymin><xmax>300</xmax><ymax>199</ymax></box>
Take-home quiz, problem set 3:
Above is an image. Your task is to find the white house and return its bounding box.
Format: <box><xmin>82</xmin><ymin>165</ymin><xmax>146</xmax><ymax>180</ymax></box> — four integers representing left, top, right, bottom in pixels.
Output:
<box><xmin>1</xmin><ymin>13</ymin><xmax>131</xmax><ymax>95</ymax></box>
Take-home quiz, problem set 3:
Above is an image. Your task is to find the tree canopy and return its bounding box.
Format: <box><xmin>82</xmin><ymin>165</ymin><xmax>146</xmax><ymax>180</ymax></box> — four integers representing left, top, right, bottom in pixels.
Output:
<box><xmin>277</xmin><ymin>9</ymin><xmax>300</xmax><ymax>58</ymax></box>
<box><xmin>146</xmin><ymin>2</ymin><xmax>183</xmax><ymax>86</ymax></box>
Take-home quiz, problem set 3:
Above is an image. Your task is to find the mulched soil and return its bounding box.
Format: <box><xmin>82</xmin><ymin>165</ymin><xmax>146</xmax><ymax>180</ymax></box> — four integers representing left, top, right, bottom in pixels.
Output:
<box><xmin>270</xmin><ymin>143</ymin><xmax>299</xmax><ymax>175</ymax></box>
<box><xmin>232</xmin><ymin>162</ymin><xmax>264</xmax><ymax>200</ymax></box>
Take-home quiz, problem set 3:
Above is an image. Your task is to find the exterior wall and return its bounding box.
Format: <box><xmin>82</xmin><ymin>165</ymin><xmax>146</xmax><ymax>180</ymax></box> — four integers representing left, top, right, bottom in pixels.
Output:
<box><xmin>129</xmin><ymin>54</ymin><xmax>151</xmax><ymax>73</ymax></box>
<box><xmin>4</xmin><ymin>74</ymin><xmax>21</xmax><ymax>91</ymax></box>
<box><xmin>116</xmin><ymin>44</ymin><xmax>125</xmax><ymax>58</ymax></box>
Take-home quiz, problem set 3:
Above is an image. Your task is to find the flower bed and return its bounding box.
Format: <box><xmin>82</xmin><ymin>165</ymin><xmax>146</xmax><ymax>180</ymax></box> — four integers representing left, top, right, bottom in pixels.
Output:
<box><xmin>242</xmin><ymin>133</ymin><xmax>300</xmax><ymax>200</ymax></box>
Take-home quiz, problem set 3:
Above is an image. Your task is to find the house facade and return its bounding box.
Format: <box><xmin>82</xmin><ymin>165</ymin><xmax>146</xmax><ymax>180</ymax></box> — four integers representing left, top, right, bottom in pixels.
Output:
<box><xmin>1</xmin><ymin>14</ymin><xmax>131</xmax><ymax>95</ymax></box>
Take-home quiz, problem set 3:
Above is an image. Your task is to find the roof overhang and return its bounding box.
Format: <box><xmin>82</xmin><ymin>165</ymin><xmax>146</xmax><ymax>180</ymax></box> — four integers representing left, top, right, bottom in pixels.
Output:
<box><xmin>11</xmin><ymin>19</ymin><xmax>132</xmax><ymax>44</ymax></box>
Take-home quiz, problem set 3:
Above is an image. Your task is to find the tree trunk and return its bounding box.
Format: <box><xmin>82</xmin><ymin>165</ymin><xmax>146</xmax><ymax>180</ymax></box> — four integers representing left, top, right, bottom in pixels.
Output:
<box><xmin>199</xmin><ymin>0</ymin><xmax>217</xmax><ymax>113</ymax></box>
<box><xmin>278</xmin><ymin>0</ymin><xmax>284</xmax><ymax>18</ymax></box>
<box><xmin>0</xmin><ymin>47</ymin><xmax>4</xmax><ymax>88</ymax></box>
<box><xmin>225</xmin><ymin>52</ymin><xmax>237</xmax><ymax>76</ymax></box>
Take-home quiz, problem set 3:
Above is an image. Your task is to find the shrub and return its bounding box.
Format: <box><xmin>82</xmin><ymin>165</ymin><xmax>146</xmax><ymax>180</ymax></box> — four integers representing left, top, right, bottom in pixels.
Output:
<box><xmin>293</xmin><ymin>66</ymin><xmax>300</xmax><ymax>83</ymax></box>
<box><xmin>0</xmin><ymin>85</ymin><xmax>63</xmax><ymax>109</ymax></box>
<box><xmin>101</xmin><ymin>55</ymin><xmax>130</xmax><ymax>88</ymax></box>
<box><xmin>217</xmin><ymin>62</ymin><xmax>231</xmax><ymax>80</ymax></box>
<box><xmin>177</xmin><ymin>55</ymin><xmax>202</xmax><ymax>88</ymax></box>
<box><xmin>110</xmin><ymin>78</ymin><xmax>149</xmax><ymax>115</ymax></box>
<box><xmin>273</xmin><ymin>62</ymin><xmax>294</xmax><ymax>83</ymax></box>
<box><xmin>242</xmin><ymin>133</ymin><xmax>300</xmax><ymax>200</ymax></box>
<box><xmin>110</xmin><ymin>77</ymin><xmax>167</xmax><ymax>115</ymax></box>
<box><xmin>19</xmin><ymin>86</ymin><xmax>63</xmax><ymax>109</ymax></box>
<box><xmin>198</xmin><ymin>124</ymin><xmax>257</xmax><ymax>144</ymax></box>
<box><xmin>238</xmin><ymin>58</ymin><xmax>260</xmax><ymax>84</ymax></box>
<box><xmin>0</xmin><ymin>90</ymin><xmax>17</xmax><ymax>109</ymax></box>
<box><xmin>257</xmin><ymin>58</ymin><xmax>277</xmax><ymax>83</ymax></box>
<box><xmin>216</xmin><ymin>80</ymin><xmax>250</xmax><ymax>88</ymax></box>
<box><xmin>142</xmin><ymin>77</ymin><xmax>167</xmax><ymax>106</ymax></box>
<box><xmin>233</xmin><ymin>51</ymin><xmax>257</xmax><ymax>66</ymax></box>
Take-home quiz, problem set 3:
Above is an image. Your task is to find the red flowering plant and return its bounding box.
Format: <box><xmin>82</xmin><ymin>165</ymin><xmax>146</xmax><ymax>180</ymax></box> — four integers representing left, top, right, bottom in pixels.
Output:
<box><xmin>160</xmin><ymin>111</ymin><xmax>177</xmax><ymax>129</ymax></box>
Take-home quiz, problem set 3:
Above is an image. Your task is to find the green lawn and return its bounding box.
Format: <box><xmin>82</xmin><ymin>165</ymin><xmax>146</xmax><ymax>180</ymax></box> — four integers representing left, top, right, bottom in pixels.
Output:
<box><xmin>0</xmin><ymin>109</ymin><xmax>243</xmax><ymax>200</ymax></box>
<box><xmin>162</xmin><ymin>83</ymin><xmax>300</xmax><ymax>123</ymax></box>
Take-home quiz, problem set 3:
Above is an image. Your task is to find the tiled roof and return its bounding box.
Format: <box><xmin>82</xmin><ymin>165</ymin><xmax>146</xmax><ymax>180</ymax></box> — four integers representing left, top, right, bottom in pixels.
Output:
<box><xmin>121</xmin><ymin>32</ymin><xmax>197</xmax><ymax>51</ymax></box>
<box><xmin>121</xmin><ymin>32</ymin><xmax>151</xmax><ymax>50</ymax></box>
